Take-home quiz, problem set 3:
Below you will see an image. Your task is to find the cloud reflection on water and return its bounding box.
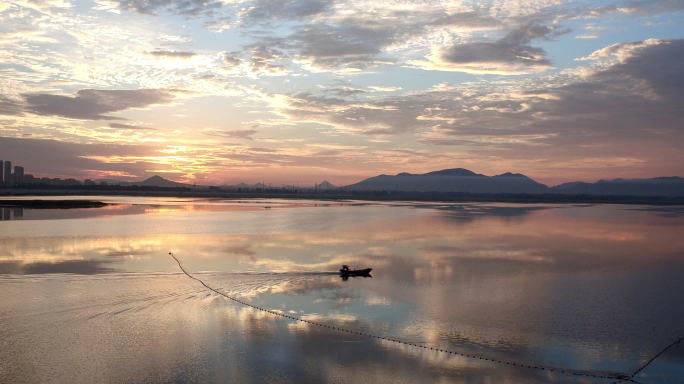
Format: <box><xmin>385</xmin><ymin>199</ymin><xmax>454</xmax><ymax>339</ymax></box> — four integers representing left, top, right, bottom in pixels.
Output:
<box><xmin>1</xmin><ymin>200</ymin><xmax>684</xmax><ymax>382</ymax></box>
<box><xmin>0</xmin><ymin>259</ymin><xmax>115</xmax><ymax>275</ymax></box>
<box><xmin>0</xmin><ymin>273</ymin><xmax>629</xmax><ymax>383</ymax></box>
<box><xmin>1</xmin><ymin>201</ymin><xmax>684</xmax><ymax>277</ymax></box>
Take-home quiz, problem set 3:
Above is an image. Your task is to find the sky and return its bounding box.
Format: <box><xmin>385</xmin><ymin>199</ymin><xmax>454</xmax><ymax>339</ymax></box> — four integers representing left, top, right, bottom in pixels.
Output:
<box><xmin>0</xmin><ymin>0</ymin><xmax>683</xmax><ymax>186</ymax></box>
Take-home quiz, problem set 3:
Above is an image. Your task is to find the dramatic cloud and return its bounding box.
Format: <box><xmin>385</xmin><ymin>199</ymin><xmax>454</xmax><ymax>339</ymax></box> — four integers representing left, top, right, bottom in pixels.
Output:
<box><xmin>591</xmin><ymin>39</ymin><xmax>684</xmax><ymax>102</ymax></box>
<box><xmin>240</xmin><ymin>9</ymin><xmax>499</xmax><ymax>72</ymax></box>
<box><xmin>3</xmin><ymin>0</ymin><xmax>71</xmax><ymax>12</ymax></box>
<box><xmin>368</xmin><ymin>86</ymin><xmax>402</xmax><ymax>92</ymax></box>
<box><xmin>204</xmin><ymin>16</ymin><xmax>232</xmax><ymax>32</ymax></box>
<box><xmin>415</xmin><ymin>39</ymin><xmax>684</xmax><ymax>165</ymax></box>
<box><xmin>221</xmin><ymin>44</ymin><xmax>289</xmax><ymax>76</ymax></box>
<box><xmin>247</xmin><ymin>37</ymin><xmax>684</xmax><ymax>182</ymax></box>
<box><xmin>618</xmin><ymin>0</ymin><xmax>684</xmax><ymax>15</ymax></box>
<box><xmin>108</xmin><ymin>123</ymin><xmax>157</xmax><ymax>130</ymax></box>
<box><xmin>329</xmin><ymin>87</ymin><xmax>366</xmax><ymax>97</ymax></box>
<box><xmin>412</xmin><ymin>23</ymin><xmax>571</xmax><ymax>74</ymax></box>
<box><xmin>94</xmin><ymin>0</ymin><xmax>226</xmax><ymax>16</ymax></box>
<box><xmin>244</xmin><ymin>43</ymin><xmax>289</xmax><ymax>75</ymax></box>
<box><xmin>576</xmin><ymin>39</ymin><xmax>665</xmax><ymax>61</ymax></box>
<box><xmin>203</xmin><ymin>129</ymin><xmax>259</xmax><ymax>140</ymax></box>
<box><xmin>428</xmin><ymin>10</ymin><xmax>500</xmax><ymax>30</ymax></box>
<box><xmin>0</xmin><ymin>136</ymin><xmax>161</xmax><ymax>178</ymax></box>
<box><xmin>264</xmin><ymin>92</ymin><xmax>422</xmax><ymax>135</ymax></box>
<box><xmin>241</xmin><ymin>0</ymin><xmax>333</xmax><ymax>23</ymax></box>
<box><xmin>290</xmin><ymin>22</ymin><xmax>397</xmax><ymax>70</ymax></box>
<box><xmin>2</xmin><ymin>0</ymin><xmax>684</xmax><ymax>183</ymax></box>
<box><xmin>0</xmin><ymin>96</ymin><xmax>24</xmax><ymax>116</ymax></box>
<box><xmin>22</xmin><ymin>89</ymin><xmax>177</xmax><ymax>120</ymax></box>
<box><xmin>222</xmin><ymin>51</ymin><xmax>244</xmax><ymax>68</ymax></box>
<box><xmin>142</xmin><ymin>50</ymin><xmax>197</xmax><ymax>59</ymax></box>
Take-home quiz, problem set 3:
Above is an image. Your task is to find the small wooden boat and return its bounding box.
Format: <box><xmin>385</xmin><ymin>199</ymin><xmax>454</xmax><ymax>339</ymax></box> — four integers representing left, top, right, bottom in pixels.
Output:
<box><xmin>339</xmin><ymin>265</ymin><xmax>372</xmax><ymax>276</ymax></box>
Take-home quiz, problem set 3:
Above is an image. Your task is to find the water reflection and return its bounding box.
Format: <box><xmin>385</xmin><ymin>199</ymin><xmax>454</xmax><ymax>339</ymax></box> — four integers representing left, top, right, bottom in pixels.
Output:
<box><xmin>0</xmin><ymin>259</ymin><xmax>114</xmax><ymax>275</ymax></box>
<box><xmin>0</xmin><ymin>199</ymin><xmax>683</xmax><ymax>383</ymax></box>
<box><xmin>340</xmin><ymin>274</ymin><xmax>372</xmax><ymax>281</ymax></box>
<box><xmin>0</xmin><ymin>197</ymin><xmax>368</xmax><ymax>221</ymax></box>
<box><xmin>628</xmin><ymin>206</ymin><xmax>684</xmax><ymax>219</ymax></box>
<box><xmin>1</xmin><ymin>273</ymin><xmax>640</xmax><ymax>384</ymax></box>
<box><xmin>0</xmin><ymin>207</ymin><xmax>20</xmax><ymax>220</ymax></box>
<box><xmin>430</xmin><ymin>204</ymin><xmax>550</xmax><ymax>223</ymax></box>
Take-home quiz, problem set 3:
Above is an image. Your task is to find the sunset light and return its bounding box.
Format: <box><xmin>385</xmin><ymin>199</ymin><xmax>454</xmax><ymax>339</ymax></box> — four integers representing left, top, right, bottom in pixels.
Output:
<box><xmin>1</xmin><ymin>0</ymin><xmax>682</xmax><ymax>186</ymax></box>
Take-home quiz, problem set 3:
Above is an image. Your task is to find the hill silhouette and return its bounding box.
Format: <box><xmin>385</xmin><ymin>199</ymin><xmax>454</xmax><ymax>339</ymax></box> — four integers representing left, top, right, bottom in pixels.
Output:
<box><xmin>95</xmin><ymin>175</ymin><xmax>189</xmax><ymax>188</ymax></box>
<box><xmin>550</xmin><ymin>177</ymin><xmax>684</xmax><ymax>197</ymax></box>
<box><xmin>346</xmin><ymin>168</ymin><xmax>549</xmax><ymax>194</ymax></box>
<box><xmin>94</xmin><ymin>170</ymin><xmax>684</xmax><ymax>197</ymax></box>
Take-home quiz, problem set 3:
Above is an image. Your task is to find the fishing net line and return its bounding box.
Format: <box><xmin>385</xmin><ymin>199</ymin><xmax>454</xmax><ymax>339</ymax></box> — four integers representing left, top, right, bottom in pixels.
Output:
<box><xmin>171</xmin><ymin>252</ymin><xmax>681</xmax><ymax>383</ymax></box>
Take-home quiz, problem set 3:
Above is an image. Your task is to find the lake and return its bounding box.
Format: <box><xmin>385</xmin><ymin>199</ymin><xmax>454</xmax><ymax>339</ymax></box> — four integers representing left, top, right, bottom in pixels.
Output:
<box><xmin>1</xmin><ymin>197</ymin><xmax>683</xmax><ymax>383</ymax></box>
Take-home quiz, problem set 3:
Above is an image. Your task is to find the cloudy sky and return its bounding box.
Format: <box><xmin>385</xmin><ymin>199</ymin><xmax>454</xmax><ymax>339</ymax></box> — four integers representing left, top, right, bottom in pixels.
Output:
<box><xmin>0</xmin><ymin>0</ymin><xmax>683</xmax><ymax>186</ymax></box>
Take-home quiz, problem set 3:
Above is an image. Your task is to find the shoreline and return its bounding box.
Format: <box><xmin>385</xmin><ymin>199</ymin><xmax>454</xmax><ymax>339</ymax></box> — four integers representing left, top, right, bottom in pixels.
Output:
<box><xmin>0</xmin><ymin>199</ymin><xmax>109</xmax><ymax>209</ymax></box>
<box><xmin>1</xmin><ymin>189</ymin><xmax>684</xmax><ymax>206</ymax></box>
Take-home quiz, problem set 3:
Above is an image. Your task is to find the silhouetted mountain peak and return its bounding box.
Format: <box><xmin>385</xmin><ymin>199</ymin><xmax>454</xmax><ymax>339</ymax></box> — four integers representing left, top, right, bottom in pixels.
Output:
<box><xmin>139</xmin><ymin>175</ymin><xmax>187</xmax><ymax>187</ymax></box>
<box><xmin>553</xmin><ymin>181</ymin><xmax>588</xmax><ymax>189</ymax></box>
<box><xmin>549</xmin><ymin>176</ymin><xmax>684</xmax><ymax>197</ymax></box>
<box><xmin>654</xmin><ymin>176</ymin><xmax>683</xmax><ymax>180</ymax></box>
<box><xmin>422</xmin><ymin>168</ymin><xmax>483</xmax><ymax>177</ymax></box>
<box><xmin>347</xmin><ymin>168</ymin><xmax>549</xmax><ymax>193</ymax></box>
<box><xmin>318</xmin><ymin>180</ymin><xmax>336</xmax><ymax>188</ymax></box>
<box><xmin>494</xmin><ymin>172</ymin><xmax>528</xmax><ymax>178</ymax></box>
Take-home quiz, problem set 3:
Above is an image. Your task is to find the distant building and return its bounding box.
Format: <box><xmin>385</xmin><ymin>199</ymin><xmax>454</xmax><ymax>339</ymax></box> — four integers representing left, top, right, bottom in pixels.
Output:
<box><xmin>64</xmin><ymin>178</ymin><xmax>81</xmax><ymax>186</ymax></box>
<box><xmin>0</xmin><ymin>161</ymin><xmax>131</xmax><ymax>187</ymax></box>
<box><xmin>14</xmin><ymin>166</ymin><xmax>24</xmax><ymax>184</ymax></box>
<box><xmin>3</xmin><ymin>161</ymin><xmax>10</xmax><ymax>183</ymax></box>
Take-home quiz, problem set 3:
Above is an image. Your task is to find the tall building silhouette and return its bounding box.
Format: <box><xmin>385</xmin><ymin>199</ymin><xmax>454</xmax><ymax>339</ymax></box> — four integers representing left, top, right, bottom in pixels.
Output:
<box><xmin>3</xmin><ymin>161</ymin><xmax>10</xmax><ymax>183</ymax></box>
<box><xmin>14</xmin><ymin>166</ymin><xmax>24</xmax><ymax>184</ymax></box>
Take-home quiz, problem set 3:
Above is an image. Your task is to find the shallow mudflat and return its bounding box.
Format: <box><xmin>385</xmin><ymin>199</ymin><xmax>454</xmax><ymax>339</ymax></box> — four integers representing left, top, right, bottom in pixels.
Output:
<box><xmin>1</xmin><ymin>197</ymin><xmax>683</xmax><ymax>383</ymax></box>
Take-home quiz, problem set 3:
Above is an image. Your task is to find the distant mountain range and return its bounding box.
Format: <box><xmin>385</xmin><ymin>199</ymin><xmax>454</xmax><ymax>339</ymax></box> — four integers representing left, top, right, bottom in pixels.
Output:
<box><xmin>95</xmin><ymin>175</ymin><xmax>190</xmax><ymax>188</ymax></box>
<box><xmin>97</xmin><ymin>169</ymin><xmax>684</xmax><ymax>197</ymax></box>
<box><xmin>218</xmin><ymin>181</ymin><xmax>338</xmax><ymax>189</ymax></box>
<box><xmin>347</xmin><ymin>169</ymin><xmax>684</xmax><ymax>196</ymax></box>
<box><xmin>346</xmin><ymin>168</ymin><xmax>549</xmax><ymax>194</ymax></box>
<box><xmin>551</xmin><ymin>177</ymin><xmax>684</xmax><ymax>197</ymax></box>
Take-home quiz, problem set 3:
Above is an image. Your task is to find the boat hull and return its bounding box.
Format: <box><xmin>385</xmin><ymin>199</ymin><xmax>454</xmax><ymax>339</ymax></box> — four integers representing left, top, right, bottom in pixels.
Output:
<box><xmin>339</xmin><ymin>268</ymin><xmax>372</xmax><ymax>276</ymax></box>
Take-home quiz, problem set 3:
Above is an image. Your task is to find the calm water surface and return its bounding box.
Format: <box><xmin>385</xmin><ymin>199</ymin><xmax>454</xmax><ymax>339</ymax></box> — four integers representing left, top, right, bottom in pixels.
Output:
<box><xmin>1</xmin><ymin>197</ymin><xmax>683</xmax><ymax>383</ymax></box>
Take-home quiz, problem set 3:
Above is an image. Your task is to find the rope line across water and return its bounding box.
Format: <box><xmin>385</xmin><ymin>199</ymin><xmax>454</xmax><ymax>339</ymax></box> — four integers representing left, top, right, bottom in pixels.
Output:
<box><xmin>170</xmin><ymin>253</ymin><xmax>659</xmax><ymax>382</ymax></box>
<box><xmin>613</xmin><ymin>336</ymin><xmax>684</xmax><ymax>384</ymax></box>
